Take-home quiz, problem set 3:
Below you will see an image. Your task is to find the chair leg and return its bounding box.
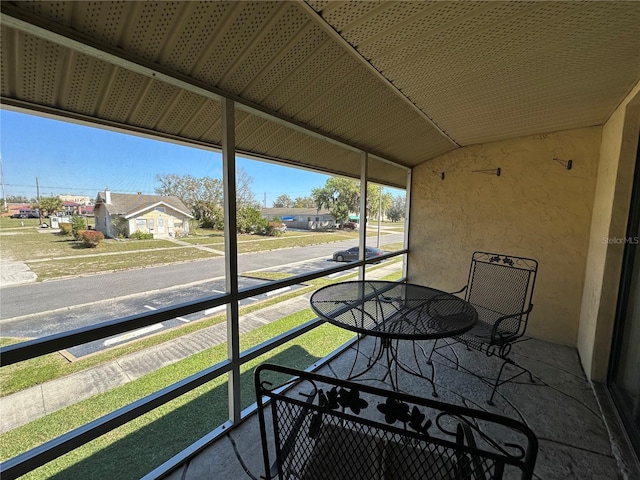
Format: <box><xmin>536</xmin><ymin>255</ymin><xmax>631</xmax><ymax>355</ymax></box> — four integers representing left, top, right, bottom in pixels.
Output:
<box><xmin>487</xmin><ymin>360</ymin><xmax>509</xmax><ymax>406</ymax></box>
<box><xmin>487</xmin><ymin>358</ymin><xmax>535</xmax><ymax>406</ymax></box>
<box><xmin>426</xmin><ymin>338</ymin><xmax>438</xmax><ymax>365</ymax></box>
<box><xmin>410</xmin><ymin>341</ymin><xmax>438</xmax><ymax>397</ymax></box>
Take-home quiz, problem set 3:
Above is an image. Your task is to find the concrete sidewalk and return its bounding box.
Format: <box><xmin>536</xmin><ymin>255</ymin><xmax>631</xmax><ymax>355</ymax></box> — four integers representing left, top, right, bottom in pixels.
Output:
<box><xmin>0</xmin><ymin>262</ymin><xmax>401</xmax><ymax>433</ymax></box>
<box><xmin>0</xmin><ymin>260</ymin><xmax>37</xmax><ymax>287</ymax></box>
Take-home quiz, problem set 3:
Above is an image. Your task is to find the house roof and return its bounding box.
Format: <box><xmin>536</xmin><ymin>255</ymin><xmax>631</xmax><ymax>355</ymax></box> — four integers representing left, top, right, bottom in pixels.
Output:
<box><xmin>2</xmin><ymin>2</ymin><xmax>639</xmax><ymax>188</ymax></box>
<box><xmin>95</xmin><ymin>192</ymin><xmax>192</xmax><ymax>219</ymax></box>
<box><xmin>262</xmin><ymin>207</ymin><xmax>332</xmax><ymax>217</ymax></box>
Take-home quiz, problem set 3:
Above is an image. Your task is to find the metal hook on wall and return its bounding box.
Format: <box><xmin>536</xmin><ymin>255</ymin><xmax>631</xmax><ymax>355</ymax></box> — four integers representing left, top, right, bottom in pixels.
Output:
<box><xmin>553</xmin><ymin>158</ymin><xmax>572</xmax><ymax>170</ymax></box>
<box><xmin>432</xmin><ymin>171</ymin><xmax>445</xmax><ymax>180</ymax></box>
<box><xmin>472</xmin><ymin>168</ymin><xmax>501</xmax><ymax>177</ymax></box>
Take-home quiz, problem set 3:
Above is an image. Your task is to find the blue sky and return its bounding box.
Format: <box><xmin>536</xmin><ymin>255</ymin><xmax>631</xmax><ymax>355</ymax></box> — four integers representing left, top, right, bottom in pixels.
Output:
<box><xmin>0</xmin><ymin>109</ymin><xmax>338</xmax><ymax>206</ymax></box>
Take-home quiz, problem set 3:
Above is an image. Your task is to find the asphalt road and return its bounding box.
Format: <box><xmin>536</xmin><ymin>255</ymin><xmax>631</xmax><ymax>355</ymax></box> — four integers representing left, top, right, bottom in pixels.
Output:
<box><xmin>0</xmin><ymin>232</ymin><xmax>402</xmax><ymax>322</ymax></box>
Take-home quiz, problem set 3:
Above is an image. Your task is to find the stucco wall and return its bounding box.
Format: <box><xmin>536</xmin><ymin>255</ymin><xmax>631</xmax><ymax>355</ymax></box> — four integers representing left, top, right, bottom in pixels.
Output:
<box><xmin>408</xmin><ymin>127</ymin><xmax>601</xmax><ymax>346</ymax></box>
<box><xmin>577</xmin><ymin>84</ymin><xmax>640</xmax><ymax>381</ymax></box>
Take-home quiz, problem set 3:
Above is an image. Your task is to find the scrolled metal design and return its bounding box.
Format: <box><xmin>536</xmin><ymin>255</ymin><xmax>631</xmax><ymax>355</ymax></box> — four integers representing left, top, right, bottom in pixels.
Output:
<box><xmin>498</xmin><ymin>342</ymin><xmax>512</xmax><ymax>360</ymax></box>
<box><xmin>255</xmin><ymin>365</ymin><xmax>538</xmax><ymax>480</ymax></box>
<box><xmin>435</xmin><ymin>413</ymin><xmax>527</xmax><ymax>461</ymax></box>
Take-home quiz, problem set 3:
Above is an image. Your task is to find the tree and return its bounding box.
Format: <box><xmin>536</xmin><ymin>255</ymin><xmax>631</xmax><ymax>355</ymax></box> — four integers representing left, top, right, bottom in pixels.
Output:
<box><xmin>31</xmin><ymin>196</ymin><xmax>63</xmax><ymax>217</ymax></box>
<box><xmin>155</xmin><ymin>173</ymin><xmax>223</xmax><ymax>212</ymax></box>
<box><xmin>273</xmin><ymin>194</ymin><xmax>294</xmax><ymax>208</ymax></box>
<box><xmin>366</xmin><ymin>185</ymin><xmax>393</xmax><ymax>221</ymax></box>
<box><xmin>386</xmin><ymin>195</ymin><xmax>406</xmax><ymax>222</ymax></box>
<box><xmin>6</xmin><ymin>195</ymin><xmax>30</xmax><ymax>203</ymax></box>
<box><xmin>236</xmin><ymin>204</ymin><xmax>265</xmax><ymax>234</ymax></box>
<box><xmin>293</xmin><ymin>196</ymin><xmax>315</xmax><ymax>208</ymax></box>
<box><xmin>311</xmin><ymin>178</ymin><xmax>396</xmax><ymax>226</ymax></box>
<box><xmin>312</xmin><ymin>177</ymin><xmax>360</xmax><ymax>225</ymax></box>
<box><xmin>236</xmin><ymin>168</ymin><xmax>257</xmax><ymax>208</ymax></box>
<box><xmin>155</xmin><ymin>168</ymin><xmax>257</xmax><ymax>229</ymax></box>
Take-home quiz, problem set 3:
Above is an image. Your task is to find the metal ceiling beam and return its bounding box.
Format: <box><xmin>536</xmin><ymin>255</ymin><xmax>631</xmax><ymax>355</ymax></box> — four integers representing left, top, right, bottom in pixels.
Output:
<box><xmin>297</xmin><ymin>0</ymin><xmax>461</xmax><ymax>149</ymax></box>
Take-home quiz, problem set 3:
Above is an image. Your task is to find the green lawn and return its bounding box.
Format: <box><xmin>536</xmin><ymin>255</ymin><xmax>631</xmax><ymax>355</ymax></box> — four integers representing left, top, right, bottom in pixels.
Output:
<box><xmin>0</xmin><ymin>225</ymin><xmax>400</xmax><ymax>281</ymax></box>
<box><xmin>184</xmin><ymin>229</ymin><xmax>362</xmax><ymax>253</ymax></box>
<box><xmin>0</xmin><ymin>232</ymin><xmax>183</xmax><ymax>260</ymax></box>
<box><xmin>0</xmin><ymin>217</ymin><xmax>42</xmax><ymax>229</ymax></box>
<box><xmin>29</xmin><ymin>248</ymin><xmax>219</xmax><ymax>281</ymax></box>
<box><xmin>0</xmin><ymin>312</ymin><xmax>354</xmax><ymax>480</ymax></box>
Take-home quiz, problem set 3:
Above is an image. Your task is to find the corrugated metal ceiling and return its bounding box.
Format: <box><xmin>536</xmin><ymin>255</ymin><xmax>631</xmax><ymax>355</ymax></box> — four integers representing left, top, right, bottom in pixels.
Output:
<box><xmin>1</xmin><ymin>1</ymin><xmax>639</xmax><ymax>188</ymax></box>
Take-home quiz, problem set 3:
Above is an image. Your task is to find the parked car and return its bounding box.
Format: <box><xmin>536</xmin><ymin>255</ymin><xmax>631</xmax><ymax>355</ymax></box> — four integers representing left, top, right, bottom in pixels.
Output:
<box><xmin>332</xmin><ymin>246</ymin><xmax>384</xmax><ymax>262</ymax></box>
<box><xmin>342</xmin><ymin>221</ymin><xmax>358</xmax><ymax>230</ymax></box>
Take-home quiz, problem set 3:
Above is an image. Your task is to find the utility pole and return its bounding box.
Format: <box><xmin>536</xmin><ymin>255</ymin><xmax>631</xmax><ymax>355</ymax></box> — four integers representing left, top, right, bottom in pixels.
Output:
<box><xmin>36</xmin><ymin>176</ymin><xmax>42</xmax><ymax>223</ymax></box>
<box><xmin>0</xmin><ymin>154</ymin><xmax>6</xmax><ymax>213</ymax></box>
<box><xmin>263</xmin><ymin>192</ymin><xmax>267</xmax><ymax>208</ymax></box>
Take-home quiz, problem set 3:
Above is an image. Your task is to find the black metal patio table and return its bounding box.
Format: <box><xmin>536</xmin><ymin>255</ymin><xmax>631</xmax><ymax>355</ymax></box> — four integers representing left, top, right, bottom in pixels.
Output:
<box><xmin>310</xmin><ymin>280</ymin><xmax>477</xmax><ymax>393</ymax></box>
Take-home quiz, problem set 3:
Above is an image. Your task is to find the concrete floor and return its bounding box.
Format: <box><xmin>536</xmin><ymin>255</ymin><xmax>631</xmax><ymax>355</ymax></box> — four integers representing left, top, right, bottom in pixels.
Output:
<box><xmin>163</xmin><ymin>337</ymin><xmax>638</xmax><ymax>480</ymax></box>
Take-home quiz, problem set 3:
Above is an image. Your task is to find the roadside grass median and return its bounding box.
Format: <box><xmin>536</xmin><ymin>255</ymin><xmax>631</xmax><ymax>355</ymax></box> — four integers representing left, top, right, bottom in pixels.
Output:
<box><xmin>0</xmin><ymin>311</ymin><xmax>353</xmax><ymax>480</ymax></box>
<box><xmin>183</xmin><ymin>229</ymin><xmax>362</xmax><ymax>254</ymax></box>
<box><xmin>28</xmin><ymin>248</ymin><xmax>218</xmax><ymax>281</ymax></box>
<box><xmin>0</xmin><ymin>280</ymin><xmax>322</xmax><ymax>397</ymax></box>
<box><xmin>0</xmin><ymin>276</ymin><xmax>321</xmax><ymax>397</ymax></box>
<box><xmin>1</xmin><ymin>255</ymin><xmax>401</xmax><ymax>397</ymax></box>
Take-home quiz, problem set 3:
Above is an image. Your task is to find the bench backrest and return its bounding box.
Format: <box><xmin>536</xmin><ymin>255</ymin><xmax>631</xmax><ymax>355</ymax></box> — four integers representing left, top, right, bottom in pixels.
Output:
<box><xmin>255</xmin><ymin>364</ymin><xmax>538</xmax><ymax>480</ymax></box>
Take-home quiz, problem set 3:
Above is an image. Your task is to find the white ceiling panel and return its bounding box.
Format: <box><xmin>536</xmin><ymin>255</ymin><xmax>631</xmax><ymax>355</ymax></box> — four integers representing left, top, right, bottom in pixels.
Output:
<box><xmin>1</xmin><ymin>1</ymin><xmax>638</xmax><ymax>186</ymax></box>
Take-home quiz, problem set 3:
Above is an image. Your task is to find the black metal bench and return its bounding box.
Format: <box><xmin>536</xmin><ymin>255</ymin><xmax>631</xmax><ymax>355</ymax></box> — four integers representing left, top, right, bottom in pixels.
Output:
<box><xmin>255</xmin><ymin>363</ymin><xmax>538</xmax><ymax>480</ymax></box>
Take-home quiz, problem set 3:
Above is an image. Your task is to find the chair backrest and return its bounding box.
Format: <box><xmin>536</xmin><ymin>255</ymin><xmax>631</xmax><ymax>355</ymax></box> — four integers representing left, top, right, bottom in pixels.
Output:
<box><xmin>465</xmin><ymin>252</ymin><xmax>538</xmax><ymax>337</ymax></box>
<box><xmin>255</xmin><ymin>363</ymin><xmax>538</xmax><ymax>480</ymax></box>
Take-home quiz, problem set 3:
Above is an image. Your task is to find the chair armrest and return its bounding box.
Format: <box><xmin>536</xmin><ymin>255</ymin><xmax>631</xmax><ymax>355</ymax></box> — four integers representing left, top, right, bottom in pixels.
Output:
<box><xmin>490</xmin><ymin>303</ymin><xmax>533</xmax><ymax>342</ymax></box>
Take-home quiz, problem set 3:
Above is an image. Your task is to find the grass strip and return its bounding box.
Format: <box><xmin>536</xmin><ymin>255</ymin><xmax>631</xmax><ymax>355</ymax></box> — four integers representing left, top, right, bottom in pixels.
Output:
<box><xmin>1</xmin><ymin>259</ymin><xmax>401</xmax><ymax>395</ymax></box>
<box><xmin>28</xmin><ymin>249</ymin><xmax>218</xmax><ymax>281</ymax></box>
<box><xmin>1</xmin><ymin>313</ymin><xmax>353</xmax><ymax>480</ymax></box>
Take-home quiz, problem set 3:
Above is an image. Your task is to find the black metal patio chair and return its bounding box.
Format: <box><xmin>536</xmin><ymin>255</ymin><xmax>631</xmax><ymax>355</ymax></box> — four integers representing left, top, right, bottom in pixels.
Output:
<box><xmin>255</xmin><ymin>363</ymin><xmax>538</xmax><ymax>480</ymax></box>
<box><xmin>426</xmin><ymin>251</ymin><xmax>538</xmax><ymax>405</ymax></box>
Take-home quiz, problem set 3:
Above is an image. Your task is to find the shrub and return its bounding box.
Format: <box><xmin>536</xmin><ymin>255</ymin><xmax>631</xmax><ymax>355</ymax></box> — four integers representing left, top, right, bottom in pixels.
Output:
<box><xmin>112</xmin><ymin>217</ymin><xmax>128</xmax><ymax>238</ymax></box>
<box><xmin>71</xmin><ymin>215</ymin><xmax>87</xmax><ymax>239</ymax></box>
<box><xmin>129</xmin><ymin>230</ymin><xmax>153</xmax><ymax>240</ymax></box>
<box><xmin>59</xmin><ymin>222</ymin><xmax>72</xmax><ymax>236</ymax></box>
<box><xmin>79</xmin><ymin>229</ymin><xmax>104</xmax><ymax>247</ymax></box>
<box><xmin>264</xmin><ymin>221</ymin><xmax>285</xmax><ymax>237</ymax></box>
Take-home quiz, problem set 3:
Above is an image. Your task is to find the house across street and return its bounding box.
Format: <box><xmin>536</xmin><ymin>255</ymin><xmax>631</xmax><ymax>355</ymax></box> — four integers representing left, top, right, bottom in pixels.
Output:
<box><xmin>94</xmin><ymin>190</ymin><xmax>193</xmax><ymax>239</ymax></box>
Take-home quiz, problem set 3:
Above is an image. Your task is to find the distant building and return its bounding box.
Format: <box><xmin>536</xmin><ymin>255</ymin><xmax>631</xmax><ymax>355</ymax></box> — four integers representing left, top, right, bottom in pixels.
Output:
<box><xmin>5</xmin><ymin>203</ymin><xmax>32</xmax><ymax>217</ymax></box>
<box><xmin>262</xmin><ymin>207</ymin><xmax>336</xmax><ymax>230</ymax></box>
<box><xmin>58</xmin><ymin>194</ymin><xmax>92</xmax><ymax>205</ymax></box>
<box><xmin>94</xmin><ymin>190</ymin><xmax>192</xmax><ymax>238</ymax></box>
<box><xmin>63</xmin><ymin>201</ymin><xmax>94</xmax><ymax>216</ymax></box>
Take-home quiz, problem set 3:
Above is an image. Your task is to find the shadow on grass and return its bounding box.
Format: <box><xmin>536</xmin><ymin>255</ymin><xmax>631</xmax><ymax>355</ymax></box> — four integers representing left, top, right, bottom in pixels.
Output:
<box><xmin>42</xmin><ymin>346</ymin><xmax>319</xmax><ymax>480</ymax></box>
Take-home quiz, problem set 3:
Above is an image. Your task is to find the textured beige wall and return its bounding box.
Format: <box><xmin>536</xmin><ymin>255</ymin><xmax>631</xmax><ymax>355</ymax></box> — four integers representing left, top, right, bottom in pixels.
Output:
<box><xmin>408</xmin><ymin>127</ymin><xmax>601</xmax><ymax>346</ymax></box>
<box><xmin>577</xmin><ymin>84</ymin><xmax>640</xmax><ymax>381</ymax></box>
